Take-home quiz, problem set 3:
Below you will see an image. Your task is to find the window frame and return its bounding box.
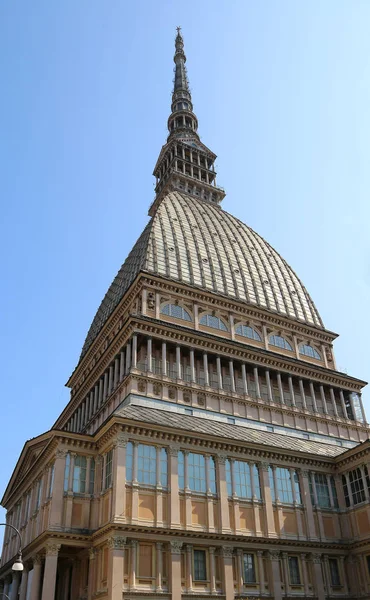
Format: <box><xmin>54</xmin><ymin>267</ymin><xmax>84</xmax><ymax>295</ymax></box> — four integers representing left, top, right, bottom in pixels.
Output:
<box><xmin>199</xmin><ymin>314</ymin><xmax>228</xmax><ymax>332</ymax></box>
<box><xmin>288</xmin><ymin>555</ymin><xmax>301</xmax><ymax>585</ymax></box>
<box><xmin>193</xmin><ymin>549</ymin><xmax>207</xmax><ymax>582</ymax></box>
<box><xmin>269</xmin><ymin>334</ymin><xmax>293</xmax><ymax>351</ymax></box>
<box><xmin>161</xmin><ymin>303</ymin><xmax>192</xmax><ymax>322</ymax></box>
<box><xmin>328</xmin><ymin>558</ymin><xmax>341</xmax><ymax>587</ymax></box>
<box><xmin>299</xmin><ymin>343</ymin><xmax>321</xmax><ymax>360</ymax></box>
<box><xmin>243</xmin><ymin>553</ymin><xmax>257</xmax><ymax>584</ymax></box>
<box><xmin>235</xmin><ymin>324</ymin><xmax>262</xmax><ymax>342</ymax></box>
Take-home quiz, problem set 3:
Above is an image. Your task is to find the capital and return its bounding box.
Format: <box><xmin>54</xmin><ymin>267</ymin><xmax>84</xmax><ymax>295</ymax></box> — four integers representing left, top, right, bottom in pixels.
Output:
<box><xmin>45</xmin><ymin>543</ymin><xmax>61</xmax><ymax>557</ymax></box>
<box><xmin>88</xmin><ymin>548</ymin><xmax>96</xmax><ymax>560</ymax></box>
<box><xmin>311</xmin><ymin>553</ymin><xmax>322</xmax><ymax>564</ymax></box>
<box><xmin>33</xmin><ymin>554</ymin><xmax>42</xmax><ymax>566</ymax></box>
<box><xmin>170</xmin><ymin>541</ymin><xmax>183</xmax><ymax>555</ymax></box>
<box><xmin>216</xmin><ymin>453</ymin><xmax>227</xmax><ymax>465</ymax></box>
<box><xmin>107</xmin><ymin>536</ymin><xmax>127</xmax><ymax>550</ymax></box>
<box><xmin>114</xmin><ymin>433</ymin><xmax>129</xmax><ymax>448</ymax></box>
<box><xmin>259</xmin><ymin>461</ymin><xmax>270</xmax><ymax>472</ymax></box>
<box><xmin>56</xmin><ymin>449</ymin><xmax>68</xmax><ymax>459</ymax></box>
<box><xmin>221</xmin><ymin>546</ymin><xmax>234</xmax><ymax>558</ymax></box>
<box><xmin>168</xmin><ymin>445</ymin><xmax>180</xmax><ymax>457</ymax></box>
<box><xmin>269</xmin><ymin>551</ymin><xmax>280</xmax><ymax>560</ymax></box>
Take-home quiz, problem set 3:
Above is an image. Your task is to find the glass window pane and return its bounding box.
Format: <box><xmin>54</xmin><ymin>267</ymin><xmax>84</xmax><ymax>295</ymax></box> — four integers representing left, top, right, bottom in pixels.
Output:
<box><xmin>194</xmin><ymin>550</ymin><xmax>207</xmax><ymax>581</ymax></box>
<box><xmin>243</xmin><ymin>554</ymin><xmax>256</xmax><ymax>583</ymax></box>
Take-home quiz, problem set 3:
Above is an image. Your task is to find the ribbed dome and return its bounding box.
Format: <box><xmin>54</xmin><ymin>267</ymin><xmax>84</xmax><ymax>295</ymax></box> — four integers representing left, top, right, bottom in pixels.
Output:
<box><xmin>81</xmin><ymin>192</ymin><xmax>323</xmax><ymax>358</ymax></box>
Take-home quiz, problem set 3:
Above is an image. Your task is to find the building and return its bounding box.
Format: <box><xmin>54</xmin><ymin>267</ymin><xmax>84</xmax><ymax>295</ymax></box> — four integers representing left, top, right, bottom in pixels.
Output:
<box><xmin>1</xmin><ymin>27</ymin><xmax>370</xmax><ymax>600</ymax></box>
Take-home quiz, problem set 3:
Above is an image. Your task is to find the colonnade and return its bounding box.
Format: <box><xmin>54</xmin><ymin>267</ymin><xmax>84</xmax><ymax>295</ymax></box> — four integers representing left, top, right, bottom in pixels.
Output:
<box><xmin>66</xmin><ymin>333</ymin><xmax>366</xmax><ymax>435</ymax></box>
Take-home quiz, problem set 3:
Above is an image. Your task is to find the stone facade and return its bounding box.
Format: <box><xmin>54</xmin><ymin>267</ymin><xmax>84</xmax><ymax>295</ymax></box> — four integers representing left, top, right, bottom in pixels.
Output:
<box><xmin>1</xmin><ymin>28</ymin><xmax>370</xmax><ymax>600</ymax></box>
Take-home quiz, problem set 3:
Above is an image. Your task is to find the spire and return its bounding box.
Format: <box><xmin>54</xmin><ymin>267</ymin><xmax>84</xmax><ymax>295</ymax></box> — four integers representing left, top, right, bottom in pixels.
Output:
<box><xmin>149</xmin><ymin>29</ymin><xmax>225</xmax><ymax>216</ymax></box>
<box><xmin>167</xmin><ymin>27</ymin><xmax>199</xmax><ymax>141</ymax></box>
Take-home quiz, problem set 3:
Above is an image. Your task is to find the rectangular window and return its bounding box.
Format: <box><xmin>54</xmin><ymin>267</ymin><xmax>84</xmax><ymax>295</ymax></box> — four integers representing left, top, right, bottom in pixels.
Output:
<box><xmin>105</xmin><ymin>450</ymin><xmax>113</xmax><ymax>489</ymax></box>
<box><xmin>178</xmin><ymin>451</ymin><xmax>185</xmax><ymax>490</ymax></box>
<box><xmin>48</xmin><ymin>464</ymin><xmax>55</xmax><ymax>498</ymax></box>
<box><xmin>73</xmin><ymin>456</ymin><xmax>87</xmax><ymax>493</ymax></box>
<box><xmin>329</xmin><ymin>558</ymin><xmax>341</xmax><ymax>586</ymax></box>
<box><xmin>226</xmin><ymin>460</ymin><xmax>232</xmax><ymax>496</ymax></box>
<box><xmin>139</xmin><ymin>544</ymin><xmax>153</xmax><ymax>578</ymax></box>
<box><xmin>138</xmin><ymin>444</ymin><xmax>156</xmax><ymax>485</ymax></box>
<box><xmin>314</xmin><ymin>473</ymin><xmax>330</xmax><ymax>508</ymax></box>
<box><xmin>64</xmin><ymin>453</ymin><xmax>71</xmax><ymax>492</ymax></box>
<box><xmin>188</xmin><ymin>453</ymin><xmax>206</xmax><ymax>493</ymax></box>
<box><xmin>330</xmin><ymin>476</ymin><xmax>339</xmax><ymax>508</ymax></box>
<box><xmin>243</xmin><ymin>553</ymin><xmax>256</xmax><ymax>583</ymax></box>
<box><xmin>342</xmin><ymin>475</ymin><xmax>350</xmax><ymax>507</ymax></box>
<box><xmin>349</xmin><ymin>468</ymin><xmax>365</xmax><ymax>505</ymax></box>
<box><xmin>271</xmin><ymin>467</ymin><xmax>294</xmax><ymax>504</ymax></box>
<box><xmin>208</xmin><ymin>456</ymin><xmax>217</xmax><ymax>494</ymax></box>
<box><xmin>35</xmin><ymin>479</ymin><xmax>42</xmax><ymax>510</ymax></box>
<box><xmin>366</xmin><ymin>555</ymin><xmax>370</xmax><ymax>577</ymax></box>
<box><xmin>288</xmin><ymin>556</ymin><xmax>301</xmax><ymax>585</ymax></box>
<box><xmin>194</xmin><ymin>550</ymin><xmax>207</xmax><ymax>581</ymax></box>
<box><xmin>89</xmin><ymin>458</ymin><xmax>95</xmax><ymax>494</ymax></box>
<box><xmin>234</xmin><ymin>461</ymin><xmax>252</xmax><ymax>498</ymax></box>
<box><xmin>126</xmin><ymin>442</ymin><xmax>133</xmax><ymax>482</ymax></box>
<box><xmin>160</xmin><ymin>448</ymin><xmax>168</xmax><ymax>487</ymax></box>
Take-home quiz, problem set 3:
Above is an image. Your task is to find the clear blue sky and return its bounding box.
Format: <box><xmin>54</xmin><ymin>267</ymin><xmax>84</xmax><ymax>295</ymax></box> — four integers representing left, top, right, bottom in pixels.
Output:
<box><xmin>1</xmin><ymin>1</ymin><xmax>370</xmax><ymax>535</ymax></box>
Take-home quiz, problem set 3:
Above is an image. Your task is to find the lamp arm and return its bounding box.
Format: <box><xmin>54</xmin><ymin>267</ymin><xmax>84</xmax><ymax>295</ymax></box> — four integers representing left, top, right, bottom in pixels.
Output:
<box><xmin>0</xmin><ymin>523</ymin><xmax>22</xmax><ymax>555</ymax></box>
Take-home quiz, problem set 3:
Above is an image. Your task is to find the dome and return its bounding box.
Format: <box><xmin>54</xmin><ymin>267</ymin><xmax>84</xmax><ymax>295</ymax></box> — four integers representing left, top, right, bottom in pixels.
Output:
<box><xmin>81</xmin><ymin>192</ymin><xmax>323</xmax><ymax>358</ymax></box>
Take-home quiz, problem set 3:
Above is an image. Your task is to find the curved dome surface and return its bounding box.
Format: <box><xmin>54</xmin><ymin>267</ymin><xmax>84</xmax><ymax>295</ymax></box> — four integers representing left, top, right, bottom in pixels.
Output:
<box><xmin>81</xmin><ymin>192</ymin><xmax>323</xmax><ymax>358</ymax></box>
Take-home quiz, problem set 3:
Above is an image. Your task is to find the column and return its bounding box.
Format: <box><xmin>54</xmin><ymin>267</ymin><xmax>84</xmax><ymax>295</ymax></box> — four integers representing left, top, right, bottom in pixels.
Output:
<box><xmin>169</xmin><ymin>447</ymin><xmax>180</xmax><ymax>528</ymax></box>
<box><xmin>257</xmin><ymin>551</ymin><xmax>265</xmax><ymax>596</ymax></box>
<box><xmin>132</xmin><ymin>334</ymin><xmax>137</xmax><ymax>369</ymax></box>
<box><xmin>103</xmin><ymin>371</ymin><xmax>109</xmax><ymax>401</ymax></box>
<box><xmin>338</xmin><ymin>555</ymin><xmax>348</xmax><ymax>595</ymax></box>
<box><xmin>290</xmin><ymin>469</ymin><xmax>303</xmax><ymax>536</ymax></box>
<box><xmin>98</xmin><ymin>378</ymin><xmax>103</xmax><ymax>406</ymax></box>
<box><xmin>319</xmin><ymin>385</ymin><xmax>328</xmax><ymax>414</ymax></box>
<box><xmin>176</xmin><ymin>345</ymin><xmax>181</xmax><ymax>379</ymax></box>
<box><xmin>41</xmin><ymin>543</ymin><xmax>61</xmax><ymax>600</ymax></box>
<box><xmin>155</xmin><ymin>542</ymin><xmax>163</xmax><ymax>591</ymax></box>
<box><xmin>236</xmin><ymin>549</ymin><xmax>244</xmax><ymax>593</ymax></box>
<box><xmin>190</xmin><ymin>349</ymin><xmax>196</xmax><ymax>383</ymax></box>
<box><xmin>288</xmin><ymin>376</ymin><xmax>296</xmax><ymax>406</ymax></box>
<box><xmin>217</xmin><ymin>357</ymin><xmax>223</xmax><ymax>389</ymax></box>
<box><xmin>360</xmin><ymin>465</ymin><xmax>370</xmax><ymax>501</ymax></box>
<box><xmin>130</xmin><ymin>541</ymin><xmax>138</xmax><ymax>590</ymax></box>
<box><xmin>281</xmin><ymin>553</ymin><xmax>290</xmax><ymax>594</ymax></box>
<box><xmin>229</xmin><ymin>360</ymin><xmax>236</xmax><ymax>393</ymax></box>
<box><xmin>301</xmin><ymin>554</ymin><xmax>309</xmax><ymax>596</ymax></box>
<box><xmin>147</xmin><ymin>337</ymin><xmax>152</xmax><ymax>372</ymax></box>
<box><xmin>209</xmin><ymin>547</ymin><xmax>217</xmax><ymax>593</ymax></box>
<box><xmin>49</xmin><ymin>449</ymin><xmax>67</xmax><ymax>529</ymax></box>
<box><xmin>108</xmin><ymin>365</ymin><xmax>114</xmax><ymax>395</ymax></box>
<box><xmin>359</xmin><ymin>394</ymin><xmax>367</xmax><ymax>424</ymax></box>
<box><xmin>125</xmin><ymin>342</ymin><xmax>131</xmax><ymax>374</ymax></box>
<box><xmin>170</xmin><ymin>541</ymin><xmax>183</xmax><ymax>600</ymax></box>
<box><xmin>323</xmin><ymin>555</ymin><xmax>332</xmax><ymax>595</ymax></box>
<box><xmin>330</xmin><ymin>388</ymin><xmax>339</xmax><ymax>417</ymax></box>
<box><xmin>186</xmin><ymin>545</ymin><xmax>193</xmax><ymax>592</ymax></box>
<box><xmin>112</xmin><ymin>434</ymin><xmax>128</xmax><ymax>520</ymax></box>
<box><xmin>10</xmin><ymin>572</ymin><xmax>21</xmax><ymax>600</ymax></box>
<box><xmin>265</xmin><ymin>370</ymin><xmax>273</xmax><ymax>402</ymax></box>
<box><xmin>253</xmin><ymin>367</ymin><xmax>261</xmax><ymax>398</ymax></box>
<box><xmin>162</xmin><ymin>342</ymin><xmax>167</xmax><ymax>376</ymax></box>
<box><xmin>87</xmin><ymin>549</ymin><xmax>96</xmax><ymax>600</ymax></box>
<box><xmin>216</xmin><ymin>454</ymin><xmax>231</xmax><ymax>532</ymax></box>
<box><xmin>309</xmin><ymin>382</ymin><xmax>318</xmax><ymax>412</ymax></box>
<box><xmin>277</xmin><ymin>372</ymin><xmax>285</xmax><ymax>404</ymax></box>
<box><xmin>222</xmin><ymin>546</ymin><xmax>234</xmax><ymax>600</ymax></box>
<box><xmin>260</xmin><ymin>462</ymin><xmax>276</xmax><ymax>536</ymax></box>
<box><xmin>30</xmin><ymin>554</ymin><xmax>41</xmax><ymax>600</ymax></box>
<box><xmin>268</xmin><ymin>552</ymin><xmax>282</xmax><ymax>600</ymax></box>
<box><xmin>300</xmin><ymin>470</ymin><xmax>317</xmax><ymax>539</ymax></box>
<box><xmin>107</xmin><ymin>536</ymin><xmax>126</xmax><ymax>600</ymax></box>
<box><xmin>338</xmin><ymin>390</ymin><xmax>347</xmax><ymax>418</ymax></box>
<box><xmin>299</xmin><ymin>380</ymin><xmax>307</xmax><ymax>409</ymax></box>
<box><xmin>241</xmin><ymin>364</ymin><xmax>248</xmax><ymax>394</ymax></box>
<box><xmin>18</xmin><ymin>566</ymin><xmax>29</xmax><ymax>600</ymax></box>
<box><xmin>203</xmin><ymin>353</ymin><xmax>209</xmax><ymax>386</ymax></box>
<box><xmin>119</xmin><ymin>350</ymin><xmax>125</xmax><ymax>380</ymax></box>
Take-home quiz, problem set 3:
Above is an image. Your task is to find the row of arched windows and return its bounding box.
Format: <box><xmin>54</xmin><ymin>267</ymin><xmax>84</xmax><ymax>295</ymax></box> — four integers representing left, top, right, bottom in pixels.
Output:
<box><xmin>160</xmin><ymin>303</ymin><xmax>322</xmax><ymax>360</ymax></box>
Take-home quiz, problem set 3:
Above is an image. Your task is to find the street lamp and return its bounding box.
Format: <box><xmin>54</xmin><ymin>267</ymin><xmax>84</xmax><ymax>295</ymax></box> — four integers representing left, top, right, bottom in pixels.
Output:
<box><xmin>0</xmin><ymin>524</ymin><xmax>23</xmax><ymax>572</ymax></box>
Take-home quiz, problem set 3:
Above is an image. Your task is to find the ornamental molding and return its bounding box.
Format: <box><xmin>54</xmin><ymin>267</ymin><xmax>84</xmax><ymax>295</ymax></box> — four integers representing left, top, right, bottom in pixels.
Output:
<box><xmin>113</xmin><ymin>433</ymin><xmax>129</xmax><ymax>448</ymax></box>
<box><xmin>55</xmin><ymin>449</ymin><xmax>68</xmax><ymax>459</ymax></box>
<box><xmin>107</xmin><ymin>536</ymin><xmax>126</xmax><ymax>550</ymax></box>
<box><xmin>170</xmin><ymin>541</ymin><xmax>183</xmax><ymax>554</ymax></box>
<box><xmin>88</xmin><ymin>548</ymin><xmax>96</xmax><ymax>560</ymax></box>
<box><xmin>45</xmin><ymin>543</ymin><xmax>61</xmax><ymax>556</ymax></box>
<box><xmin>33</xmin><ymin>553</ymin><xmax>42</xmax><ymax>566</ymax></box>
<box><xmin>221</xmin><ymin>546</ymin><xmax>234</xmax><ymax>558</ymax></box>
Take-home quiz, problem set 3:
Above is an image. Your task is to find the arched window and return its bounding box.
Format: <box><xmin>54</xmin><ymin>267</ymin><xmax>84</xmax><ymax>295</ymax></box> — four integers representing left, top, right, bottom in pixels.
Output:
<box><xmin>199</xmin><ymin>314</ymin><xmax>228</xmax><ymax>331</ymax></box>
<box><xmin>161</xmin><ymin>303</ymin><xmax>192</xmax><ymax>322</ymax></box>
<box><xmin>235</xmin><ymin>324</ymin><xmax>262</xmax><ymax>341</ymax></box>
<box><xmin>269</xmin><ymin>335</ymin><xmax>293</xmax><ymax>351</ymax></box>
<box><xmin>299</xmin><ymin>344</ymin><xmax>321</xmax><ymax>360</ymax></box>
